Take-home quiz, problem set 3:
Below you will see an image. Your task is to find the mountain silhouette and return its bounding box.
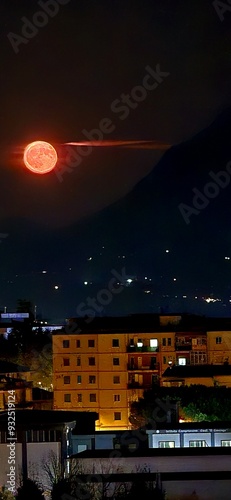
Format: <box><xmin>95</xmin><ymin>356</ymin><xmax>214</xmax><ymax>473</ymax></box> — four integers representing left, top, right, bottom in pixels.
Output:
<box><xmin>1</xmin><ymin>109</ymin><xmax>231</xmax><ymax>320</ymax></box>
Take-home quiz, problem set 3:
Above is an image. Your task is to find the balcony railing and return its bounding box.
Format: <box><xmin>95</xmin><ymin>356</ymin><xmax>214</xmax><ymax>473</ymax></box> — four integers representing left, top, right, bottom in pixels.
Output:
<box><xmin>175</xmin><ymin>343</ymin><xmax>192</xmax><ymax>351</ymax></box>
<box><xmin>127</xmin><ymin>345</ymin><xmax>159</xmax><ymax>352</ymax></box>
<box><xmin>127</xmin><ymin>363</ymin><xmax>160</xmax><ymax>371</ymax></box>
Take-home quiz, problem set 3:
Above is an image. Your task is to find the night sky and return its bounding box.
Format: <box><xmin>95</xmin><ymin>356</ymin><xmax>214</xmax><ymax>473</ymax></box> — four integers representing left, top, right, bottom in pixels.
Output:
<box><xmin>0</xmin><ymin>0</ymin><xmax>231</xmax><ymax>321</ymax></box>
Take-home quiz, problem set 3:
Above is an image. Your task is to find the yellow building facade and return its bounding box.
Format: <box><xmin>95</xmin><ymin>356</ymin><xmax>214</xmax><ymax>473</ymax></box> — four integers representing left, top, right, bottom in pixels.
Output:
<box><xmin>53</xmin><ymin>327</ymin><xmax>231</xmax><ymax>430</ymax></box>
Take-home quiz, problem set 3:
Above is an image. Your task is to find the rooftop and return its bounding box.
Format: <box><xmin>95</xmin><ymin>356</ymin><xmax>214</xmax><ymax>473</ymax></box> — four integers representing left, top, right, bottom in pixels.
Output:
<box><xmin>163</xmin><ymin>364</ymin><xmax>231</xmax><ymax>378</ymax></box>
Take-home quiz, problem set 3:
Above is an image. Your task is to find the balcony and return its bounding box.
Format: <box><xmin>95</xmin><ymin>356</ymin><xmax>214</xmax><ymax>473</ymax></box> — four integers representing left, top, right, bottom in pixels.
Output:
<box><xmin>127</xmin><ymin>363</ymin><xmax>160</xmax><ymax>371</ymax></box>
<box><xmin>175</xmin><ymin>343</ymin><xmax>192</xmax><ymax>351</ymax></box>
<box><xmin>127</xmin><ymin>345</ymin><xmax>159</xmax><ymax>352</ymax></box>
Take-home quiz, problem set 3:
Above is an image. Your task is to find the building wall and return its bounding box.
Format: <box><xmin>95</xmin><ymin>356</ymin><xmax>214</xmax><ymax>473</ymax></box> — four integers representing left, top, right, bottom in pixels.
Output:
<box><xmin>72</xmin><ymin>453</ymin><xmax>231</xmax><ymax>500</ymax></box>
<box><xmin>53</xmin><ymin>332</ymin><xmax>129</xmax><ymax>429</ymax></box>
<box><xmin>53</xmin><ymin>329</ymin><xmax>231</xmax><ymax>429</ymax></box>
<box><xmin>207</xmin><ymin>331</ymin><xmax>231</xmax><ymax>363</ymax></box>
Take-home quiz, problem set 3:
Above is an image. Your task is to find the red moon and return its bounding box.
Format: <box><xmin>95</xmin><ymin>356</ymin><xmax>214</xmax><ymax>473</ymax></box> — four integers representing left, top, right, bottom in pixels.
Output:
<box><xmin>23</xmin><ymin>141</ymin><xmax>57</xmax><ymax>174</ymax></box>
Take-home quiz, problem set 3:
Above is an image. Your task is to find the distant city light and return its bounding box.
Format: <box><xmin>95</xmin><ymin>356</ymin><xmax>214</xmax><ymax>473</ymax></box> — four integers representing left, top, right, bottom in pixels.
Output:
<box><xmin>144</xmin><ymin>290</ymin><xmax>151</xmax><ymax>294</ymax></box>
<box><xmin>183</xmin><ymin>295</ymin><xmax>187</xmax><ymax>298</ymax></box>
<box><xmin>84</xmin><ymin>281</ymin><xmax>88</xmax><ymax>285</ymax></box>
<box><xmin>173</xmin><ymin>278</ymin><xmax>177</xmax><ymax>281</ymax></box>
<box><xmin>127</xmin><ymin>278</ymin><xmax>133</xmax><ymax>284</ymax></box>
<box><xmin>165</xmin><ymin>249</ymin><xmax>170</xmax><ymax>253</ymax></box>
<box><xmin>42</xmin><ymin>270</ymin><xmax>47</xmax><ymax>274</ymax></box>
<box><xmin>87</xmin><ymin>257</ymin><xmax>93</xmax><ymax>261</ymax></box>
<box><xmin>194</xmin><ymin>296</ymin><xmax>198</xmax><ymax>299</ymax></box>
<box><xmin>145</xmin><ymin>276</ymin><xmax>148</xmax><ymax>280</ymax></box>
<box><xmin>54</xmin><ymin>285</ymin><xmax>59</xmax><ymax>290</ymax></box>
<box><xmin>225</xmin><ymin>256</ymin><xmax>230</xmax><ymax>260</ymax></box>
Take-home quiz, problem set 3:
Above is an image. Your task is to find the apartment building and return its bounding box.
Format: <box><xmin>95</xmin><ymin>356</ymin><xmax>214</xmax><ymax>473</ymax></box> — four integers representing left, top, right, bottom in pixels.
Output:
<box><xmin>52</xmin><ymin>315</ymin><xmax>231</xmax><ymax>430</ymax></box>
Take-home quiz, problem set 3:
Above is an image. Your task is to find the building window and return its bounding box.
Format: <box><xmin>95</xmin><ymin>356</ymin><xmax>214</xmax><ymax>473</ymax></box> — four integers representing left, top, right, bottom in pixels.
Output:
<box><xmin>162</xmin><ymin>338</ymin><xmax>166</xmax><ymax>346</ymax></box>
<box><xmin>158</xmin><ymin>441</ymin><xmax>175</xmax><ymax>448</ymax></box>
<box><xmin>178</xmin><ymin>357</ymin><xmax>186</xmax><ymax>366</ymax></box>
<box><xmin>167</xmin><ymin>338</ymin><xmax>172</xmax><ymax>346</ymax></box>
<box><xmin>64</xmin><ymin>376</ymin><xmax>70</xmax><ymax>384</ymax></box>
<box><xmin>150</xmin><ymin>338</ymin><xmax>158</xmax><ymax>348</ymax></box>
<box><xmin>63</xmin><ymin>358</ymin><xmax>70</xmax><ymax>366</ymax></box>
<box><xmin>114</xmin><ymin>412</ymin><xmax>121</xmax><ymax>420</ymax></box>
<box><xmin>76</xmin><ymin>340</ymin><xmax>81</xmax><ymax>348</ymax></box>
<box><xmin>89</xmin><ymin>393</ymin><xmax>96</xmax><ymax>402</ymax></box>
<box><xmin>89</xmin><ymin>375</ymin><xmax>96</xmax><ymax>384</ymax></box>
<box><xmin>128</xmin><ymin>443</ymin><xmax>137</xmax><ymax>450</ymax></box>
<box><xmin>64</xmin><ymin>394</ymin><xmax>71</xmax><ymax>402</ymax></box>
<box><xmin>113</xmin><ymin>357</ymin><xmax>120</xmax><ymax>366</ymax></box>
<box><xmin>77</xmin><ymin>375</ymin><xmax>82</xmax><ymax>384</ymax></box>
<box><xmin>163</xmin><ymin>356</ymin><xmax>167</xmax><ymax>364</ymax></box>
<box><xmin>137</xmin><ymin>339</ymin><xmax>143</xmax><ymax>347</ymax></box>
<box><xmin>113</xmin><ymin>438</ymin><xmax>121</xmax><ymax>449</ymax></box>
<box><xmin>89</xmin><ymin>357</ymin><xmax>95</xmax><ymax>366</ymax></box>
<box><xmin>113</xmin><ymin>376</ymin><xmax>120</xmax><ymax>384</ymax></box>
<box><xmin>77</xmin><ymin>357</ymin><xmax>81</xmax><ymax>366</ymax></box>
<box><xmin>88</xmin><ymin>339</ymin><xmax>95</xmax><ymax>347</ymax></box>
<box><xmin>221</xmin><ymin>440</ymin><xmax>231</xmax><ymax>447</ymax></box>
<box><xmin>63</xmin><ymin>340</ymin><xmax>69</xmax><ymax>348</ymax></box>
<box><xmin>77</xmin><ymin>394</ymin><xmax>82</xmax><ymax>403</ymax></box>
<box><xmin>112</xmin><ymin>339</ymin><xmax>119</xmax><ymax>347</ymax></box>
<box><xmin>216</xmin><ymin>336</ymin><xmax>222</xmax><ymax>344</ymax></box>
<box><xmin>189</xmin><ymin>440</ymin><xmax>206</xmax><ymax>447</ymax></box>
<box><xmin>114</xmin><ymin>394</ymin><xmax>120</xmax><ymax>402</ymax></box>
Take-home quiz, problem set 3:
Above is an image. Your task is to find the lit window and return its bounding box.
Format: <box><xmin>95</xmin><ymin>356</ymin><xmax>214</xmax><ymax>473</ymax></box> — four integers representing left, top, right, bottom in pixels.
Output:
<box><xmin>63</xmin><ymin>340</ymin><xmax>69</xmax><ymax>348</ymax></box>
<box><xmin>216</xmin><ymin>337</ymin><xmax>222</xmax><ymax>344</ymax></box>
<box><xmin>89</xmin><ymin>375</ymin><xmax>96</xmax><ymax>384</ymax></box>
<box><xmin>137</xmin><ymin>339</ymin><xmax>143</xmax><ymax>347</ymax></box>
<box><xmin>77</xmin><ymin>394</ymin><xmax>82</xmax><ymax>403</ymax></box>
<box><xmin>221</xmin><ymin>440</ymin><xmax>231</xmax><ymax>446</ymax></box>
<box><xmin>114</xmin><ymin>394</ymin><xmax>120</xmax><ymax>402</ymax></box>
<box><xmin>77</xmin><ymin>375</ymin><xmax>81</xmax><ymax>384</ymax></box>
<box><xmin>64</xmin><ymin>376</ymin><xmax>70</xmax><ymax>384</ymax></box>
<box><xmin>178</xmin><ymin>357</ymin><xmax>186</xmax><ymax>366</ymax></box>
<box><xmin>113</xmin><ymin>357</ymin><xmax>120</xmax><ymax>366</ymax></box>
<box><xmin>64</xmin><ymin>394</ymin><xmax>71</xmax><ymax>402</ymax></box>
<box><xmin>77</xmin><ymin>357</ymin><xmax>81</xmax><ymax>366</ymax></box>
<box><xmin>112</xmin><ymin>339</ymin><xmax>119</xmax><ymax>347</ymax></box>
<box><xmin>189</xmin><ymin>441</ymin><xmax>206</xmax><ymax>447</ymax></box>
<box><xmin>113</xmin><ymin>376</ymin><xmax>120</xmax><ymax>384</ymax></box>
<box><xmin>63</xmin><ymin>358</ymin><xmax>70</xmax><ymax>366</ymax></box>
<box><xmin>89</xmin><ymin>357</ymin><xmax>95</xmax><ymax>366</ymax></box>
<box><xmin>89</xmin><ymin>393</ymin><xmax>96</xmax><ymax>402</ymax></box>
<box><xmin>114</xmin><ymin>412</ymin><xmax>121</xmax><ymax>420</ymax></box>
<box><xmin>88</xmin><ymin>339</ymin><xmax>95</xmax><ymax>347</ymax></box>
<box><xmin>150</xmin><ymin>339</ymin><xmax>158</xmax><ymax>348</ymax></box>
<box><xmin>158</xmin><ymin>441</ymin><xmax>175</xmax><ymax>448</ymax></box>
<box><xmin>76</xmin><ymin>340</ymin><xmax>81</xmax><ymax>348</ymax></box>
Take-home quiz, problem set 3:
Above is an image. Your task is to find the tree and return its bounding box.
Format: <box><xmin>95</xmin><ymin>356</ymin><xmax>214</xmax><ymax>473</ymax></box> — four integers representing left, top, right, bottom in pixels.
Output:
<box><xmin>16</xmin><ymin>479</ymin><xmax>45</xmax><ymax>500</ymax></box>
<box><xmin>129</xmin><ymin>385</ymin><xmax>231</xmax><ymax>426</ymax></box>
<box><xmin>0</xmin><ymin>487</ymin><xmax>15</xmax><ymax>500</ymax></box>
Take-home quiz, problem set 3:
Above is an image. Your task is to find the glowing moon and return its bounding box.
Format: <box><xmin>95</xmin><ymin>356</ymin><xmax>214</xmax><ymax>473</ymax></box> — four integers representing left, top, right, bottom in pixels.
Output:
<box><xmin>23</xmin><ymin>141</ymin><xmax>57</xmax><ymax>174</ymax></box>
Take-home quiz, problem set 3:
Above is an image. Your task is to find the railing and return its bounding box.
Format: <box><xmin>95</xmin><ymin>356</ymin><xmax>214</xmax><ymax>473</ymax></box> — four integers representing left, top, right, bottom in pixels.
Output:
<box><xmin>127</xmin><ymin>363</ymin><xmax>160</xmax><ymax>371</ymax></box>
<box><xmin>127</xmin><ymin>345</ymin><xmax>159</xmax><ymax>352</ymax></box>
<box><xmin>175</xmin><ymin>343</ymin><xmax>192</xmax><ymax>351</ymax></box>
